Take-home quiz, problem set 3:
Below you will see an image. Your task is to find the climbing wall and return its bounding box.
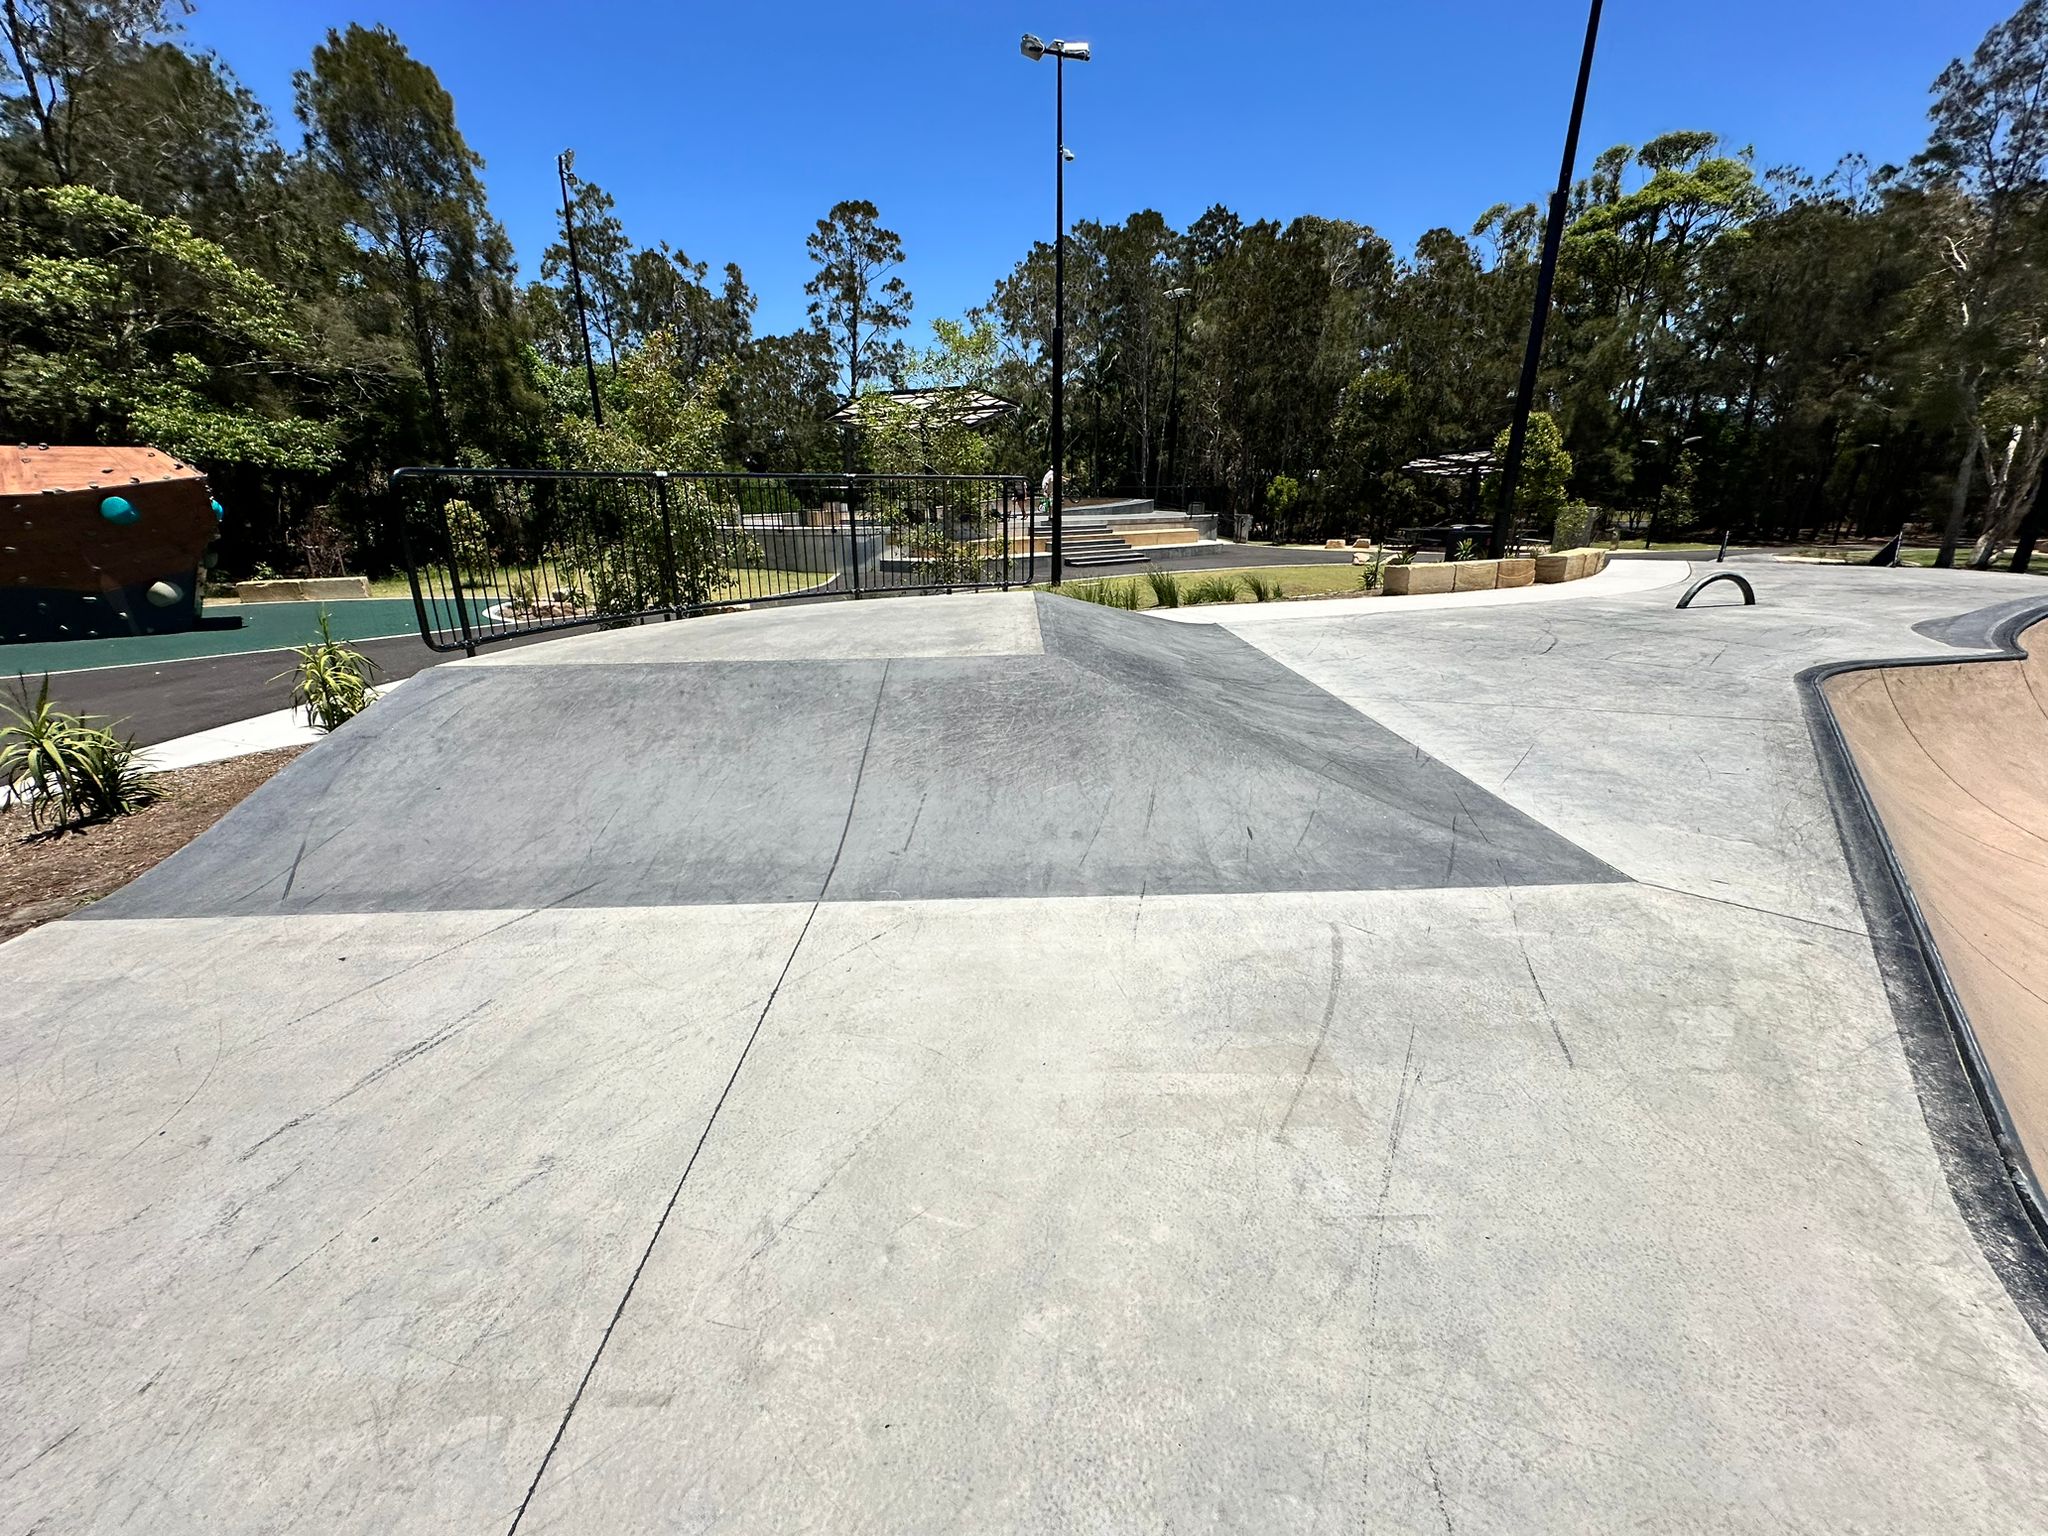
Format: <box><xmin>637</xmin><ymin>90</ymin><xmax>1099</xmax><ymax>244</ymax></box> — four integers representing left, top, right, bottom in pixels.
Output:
<box><xmin>1</xmin><ymin>445</ymin><xmax>221</xmax><ymax>643</ymax></box>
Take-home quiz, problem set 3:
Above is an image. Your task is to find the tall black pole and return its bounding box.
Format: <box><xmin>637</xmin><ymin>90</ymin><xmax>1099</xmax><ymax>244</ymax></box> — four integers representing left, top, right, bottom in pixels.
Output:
<box><xmin>1051</xmin><ymin>54</ymin><xmax>1066</xmax><ymax>584</ymax></box>
<box><xmin>557</xmin><ymin>151</ymin><xmax>605</xmax><ymax>430</ymax></box>
<box><xmin>1489</xmin><ymin>0</ymin><xmax>1602</xmax><ymax>558</ymax></box>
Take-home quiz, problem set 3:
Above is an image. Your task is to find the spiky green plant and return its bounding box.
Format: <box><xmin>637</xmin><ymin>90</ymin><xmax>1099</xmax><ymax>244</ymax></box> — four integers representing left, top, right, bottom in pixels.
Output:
<box><xmin>278</xmin><ymin>609</ymin><xmax>381</xmax><ymax>732</ymax></box>
<box><xmin>1144</xmin><ymin>569</ymin><xmax>1182</xmax><ymax>608</ymax></box>
<box><xmin>1184</xmin><ymin>574</ymin><xmax>1244</xmax><ymax>606</ymax></box>
<box><xmin>1240</xmin><ymin>571</ymin><xmax>1283</xmax><ymax>602</ymax></box>
<box><xmin>1062</xmin><ymin>577</ymin><xmax>1143</xmax><ymax>609</ymax></box>
<box><xmin>1</xmin><ymin>676</ymin><xmax>155</xmax><ymax>828</ymax></box>
<box><xmin>65</xmin><ymin>726</ymin><xmax>158</xmax><ymax>822</ymax></box>
<box><xmin>2</xmin><ymin>677</ymin><xmax>89</xmax><ymax>828</ymax></box>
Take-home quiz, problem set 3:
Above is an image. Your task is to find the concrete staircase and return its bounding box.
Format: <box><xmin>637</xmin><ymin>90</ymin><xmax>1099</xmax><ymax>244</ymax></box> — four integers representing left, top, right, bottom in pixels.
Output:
<box><xmin>1035</xmin><ymin>511</ymin><xmax>1150</xmax><ymax>568</ymax></box>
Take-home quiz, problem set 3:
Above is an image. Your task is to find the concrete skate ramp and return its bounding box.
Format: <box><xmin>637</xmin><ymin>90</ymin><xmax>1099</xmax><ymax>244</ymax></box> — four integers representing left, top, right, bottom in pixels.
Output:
<box><xmin>25</xmin><ymin>571</ymin><xmax>2048</xmax><ymax>1532</ymax></box>
<box><xmin>1826</xmin><ymin>619</ymin><xmax>2048</xmax><ymax>1177</ymax></box>
<box><xmin>88</xmin><ymin>592</ymin><xmax>1619</xmax><ymax>919</ymax></box>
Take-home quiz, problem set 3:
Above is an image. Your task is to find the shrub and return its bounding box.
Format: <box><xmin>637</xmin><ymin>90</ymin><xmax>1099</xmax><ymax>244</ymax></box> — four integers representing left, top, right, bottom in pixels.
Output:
<box><xmin>444</xmin><ymin>497</ymin><xmax>493</xmax><ymax>577</ymax></box>
<box><xmin>1552</xmin><ymin>500</ymin><xmax>1595</xmax><ymax>551</ymax></box>
<box><xmin>1265</xmin><ymin>473</ymin><xmax>1304</xmax><ymax>535</ymax></box>
<box><xmin>1452</xmin><ymin>538</ymin><xmax>1479</xmax><ymax>562</ymax></box>
<box><xmin>1491</xmin><ymin>411</ymin><xmax>1573</xmax><ymax>534</ymax></box>
<box><xmin>552</xmin><ymin>478</ymin><xmax>766</xmax><ymax>621</ymax></box>
<box><xmin>1656</xmin><ymin>449</ymin><xmax>1701</xmax><ymax>536</ymax></box>
<box><xmin>1184</xmin><ymin>574</ymin><xmax>1244</xmax><ymax>605</ymax></box>
<box><xmin>1359</xmin><ymin>551</ymin><xmax>1388</xmax><ymax>591</ymax></box>
<box><xmin>902</xmin><ymin>523</ymin><xmax>990</xmax><ymax>586</ymax></box>
<box><xmin>295</xmin><ymin>504</ymin><xmax>356</xmax><ymax>578</ymax></box>
<box><xmin>1</xmin><ymin>676</ymin><xmax>157</xmax><ymax>829</ymax></box>
<box><xmin>1062</xmin><ymin>577</ymin><xmax>1142</xmax><ymax>609</ymax></box>
<box><xmin>1240</xmin><ymin>571</ymin><xmax>1283</xmax><ymax>602</ymax></box>
<box><xmin>1145</xmin><ymin>569</ymin><xmax>1182</xmax><ymax>608</ymax></box>
<box><xmin>278</xmin><ymin>609</ymin><xmax>380</xmax><ymax>732</ymax></box>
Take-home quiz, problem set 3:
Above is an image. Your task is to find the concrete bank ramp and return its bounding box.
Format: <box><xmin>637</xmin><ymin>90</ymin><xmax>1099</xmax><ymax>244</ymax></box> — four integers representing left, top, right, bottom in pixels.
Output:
<box><xmin>90</xmin><ymin>592</ymin><xmax>1619</xmax><ymax>919</ymax></box>
<box><xmin>1827</xmin><ymin>618</ymin><xmax>2048</xmax><ymax>1180</ymax></box>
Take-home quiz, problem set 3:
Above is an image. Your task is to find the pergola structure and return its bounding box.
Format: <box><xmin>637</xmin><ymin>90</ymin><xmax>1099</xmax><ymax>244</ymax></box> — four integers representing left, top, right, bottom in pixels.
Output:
<box><xmin>829</xmin><ymin>387</ymin><xmax>1019</xmax><ymax>431</ymax></box>
<box><xmin>1401</xmin><ymin>448</ymin><xmax>1498</xmax><ymax>520</ymax></box>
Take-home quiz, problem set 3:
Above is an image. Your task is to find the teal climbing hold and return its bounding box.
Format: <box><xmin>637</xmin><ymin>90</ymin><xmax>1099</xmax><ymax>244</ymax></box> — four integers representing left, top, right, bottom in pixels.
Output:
<box><xmin>211</xmin><ymin>498</ymin><xmax>224</xmax><ymax>521</ymax></box>
<box><xmin>100</xmin><ymin>495</ymin><xmax>138</xmax><ymax>524</ymax></box>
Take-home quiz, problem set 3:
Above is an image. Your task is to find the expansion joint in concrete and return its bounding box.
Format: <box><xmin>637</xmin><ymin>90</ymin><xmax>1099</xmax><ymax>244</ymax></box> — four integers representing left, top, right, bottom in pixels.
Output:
<box><xmin>506</xmin><ymin>663</ymin><xmax>893</xmax><ymax>1531</ymax></box>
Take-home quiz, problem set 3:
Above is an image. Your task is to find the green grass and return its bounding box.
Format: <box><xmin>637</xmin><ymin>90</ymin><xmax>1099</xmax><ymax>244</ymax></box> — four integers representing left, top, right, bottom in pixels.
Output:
<box><xmin>1048</xmin><ymin>563</ymin><xmax>1377</xmax><ymax>610</ymax></box>
<box><xmin>1784</xmin><ymin>545</ymin><xmax>2047</xmax><ymax>574</ymax></box>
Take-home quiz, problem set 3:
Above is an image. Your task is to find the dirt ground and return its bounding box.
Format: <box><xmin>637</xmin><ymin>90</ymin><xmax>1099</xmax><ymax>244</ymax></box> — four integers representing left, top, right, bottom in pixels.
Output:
<box><xmin>0</xmin><ymin>747</ymin><xmax>305</xmax><ymax>944</ymax></box>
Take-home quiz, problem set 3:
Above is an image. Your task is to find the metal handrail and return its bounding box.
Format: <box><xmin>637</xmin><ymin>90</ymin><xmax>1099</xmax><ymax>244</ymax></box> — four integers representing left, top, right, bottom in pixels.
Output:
<box><xmin>1676</xmin><ymin>571</ymin><xmax>1755</xmax><ymax>609</ymax></box>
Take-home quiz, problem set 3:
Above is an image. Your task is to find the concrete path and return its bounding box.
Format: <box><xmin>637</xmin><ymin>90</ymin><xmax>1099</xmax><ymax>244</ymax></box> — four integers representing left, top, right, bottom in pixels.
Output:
<box><xmin>6</xmin><ymin>573</ymin><xmax>2048</xmax><ymax>1532</ymax></box>
<box><xmin>1156</xmin><ymin>548</ymin><xmax>1692</xmax><ymax>624</ymax></box>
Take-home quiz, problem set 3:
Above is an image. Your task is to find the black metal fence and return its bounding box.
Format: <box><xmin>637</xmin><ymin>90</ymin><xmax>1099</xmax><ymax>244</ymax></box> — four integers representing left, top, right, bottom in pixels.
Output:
<box><xmin>393</xmin><ymin>468</ymin><xmax>1032</xmax><ymax>654</ymax></box>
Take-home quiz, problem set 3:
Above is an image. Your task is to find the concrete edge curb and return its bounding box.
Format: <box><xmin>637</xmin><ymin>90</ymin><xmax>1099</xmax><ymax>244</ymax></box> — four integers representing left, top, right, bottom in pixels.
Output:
<box><xmin>1797</xmin><ymin>598</ymin><xmax>2048</xmax><ymax>1347</ymax></box>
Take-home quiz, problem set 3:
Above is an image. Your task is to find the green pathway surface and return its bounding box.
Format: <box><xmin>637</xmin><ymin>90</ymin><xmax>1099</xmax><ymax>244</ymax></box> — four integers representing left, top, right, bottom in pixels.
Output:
<box><xmin>0</xmin><ymin>598</ymin><xmax>428</xmax><ymax>677</ymax></box>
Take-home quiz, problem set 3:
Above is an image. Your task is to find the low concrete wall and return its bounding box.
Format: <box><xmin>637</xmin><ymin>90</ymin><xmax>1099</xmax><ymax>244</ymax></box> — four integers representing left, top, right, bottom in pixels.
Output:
<box><xmin>233</xmin><ymin>576</ymin><xmax>372</xmax><ymax>604</ymax></box>
<box><xmin>1535</xmin><ymin>547</ymin><xmax>1612</xmax><ymax>584</ymax></box>
<box><xmin>753</xmin><ymin>525</ymin><xmax>882</xmax><ymax>585</ymax></box>
<box><xmin>1386</xmin><ymin>555</ymin><xmax>1542</xmax><ymax>597</ymax></box>
<box><xmin>1385</xmin><ymin>561</ymin><xmax>1455</xmax><ymax>596</ymax></box>
<box><xmin>1453</xmin><ymin>560</ymin><xmax>1499</xmax><ymax>592</ymax></box>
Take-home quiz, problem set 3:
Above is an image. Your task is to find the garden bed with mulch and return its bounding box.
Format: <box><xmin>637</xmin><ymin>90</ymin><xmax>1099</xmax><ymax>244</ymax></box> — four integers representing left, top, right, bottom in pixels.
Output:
<box><xmin>0</xmin><ymin>746</ymin><xmax>305</xmax><ymax>944</ymax></box>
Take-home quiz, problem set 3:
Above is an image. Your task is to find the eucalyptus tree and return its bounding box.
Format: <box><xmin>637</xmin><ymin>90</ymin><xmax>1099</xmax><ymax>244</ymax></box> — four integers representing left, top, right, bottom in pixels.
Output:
<box><xmin>541</xmin><ymin>159</ymin><xmax>631</xmax><ymax>363</ymax></box>
<box><xmin>1911</xmin><ymin>0</ymin><xmax>2048</xmax><ymax>564</ymax></box>
<box><xmin>625</xmin><ymin>246</ymin><xmax>755</xmax><ymax>385</ymax></box>
<box><xmin>0</xmin><ymin>0</ymin><xmax>188</xmax><ymax>184</ymax></box>
<box><xmin>804</xmin><ymin>197</ymin><xmax>912</xmax><ymax>401</ymax></box>
<box><xmin>294</xmin><ymin>22</ymin><xmax>534</xmax><ymax>461</ymax></box>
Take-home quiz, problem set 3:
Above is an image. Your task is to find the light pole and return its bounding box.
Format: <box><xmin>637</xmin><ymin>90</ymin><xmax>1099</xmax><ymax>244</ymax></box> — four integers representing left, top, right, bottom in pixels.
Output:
<box><xmin>1489</xmin><ymin>0</ymin><xmax>1602</xmax><ymax>558</ymax></box>
<box><xmin>556</xmin><ymin>151</ymin><xmax>605</xmax><ymax>429</ymax></box>
<box><xmin>1022</xmin><ymin>32</ymin><xmax>1090</xmax><ymax>584</ymax></box>
<box><xmin>1157</xmin><ymin>285</ymin><xmax>1190</xmax><ymax>502</ymax></box>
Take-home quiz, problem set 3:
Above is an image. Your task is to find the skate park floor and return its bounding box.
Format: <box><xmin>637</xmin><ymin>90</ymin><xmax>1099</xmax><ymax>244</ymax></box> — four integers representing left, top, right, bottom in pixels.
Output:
<box><xmin>7</xmin><ymin>562</ymin><xmax>2048</xmax><ymax>1532</ymax></box>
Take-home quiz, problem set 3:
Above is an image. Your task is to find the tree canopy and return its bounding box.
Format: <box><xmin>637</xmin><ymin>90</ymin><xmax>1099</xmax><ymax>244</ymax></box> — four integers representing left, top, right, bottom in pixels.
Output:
<box><xmin>5</xmin><ymin>0</ymin><xmax>2048</xmax><ymax>575</ymax></box>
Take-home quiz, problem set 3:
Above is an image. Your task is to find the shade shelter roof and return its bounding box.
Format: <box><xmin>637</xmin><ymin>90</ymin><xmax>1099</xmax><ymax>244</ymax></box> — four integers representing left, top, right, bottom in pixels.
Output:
<box><xmin>830</xmin><ymin>387</ymin><xmax>1019</xmax><ymax>430</ymax></box>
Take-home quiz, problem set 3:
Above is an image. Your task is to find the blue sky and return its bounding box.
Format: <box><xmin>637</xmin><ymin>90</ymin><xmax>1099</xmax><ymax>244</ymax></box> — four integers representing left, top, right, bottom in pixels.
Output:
<box><xmin>185</xmin><ymin>0</ymin><xmax>2010</xmax><ymax>337</ymax></box>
